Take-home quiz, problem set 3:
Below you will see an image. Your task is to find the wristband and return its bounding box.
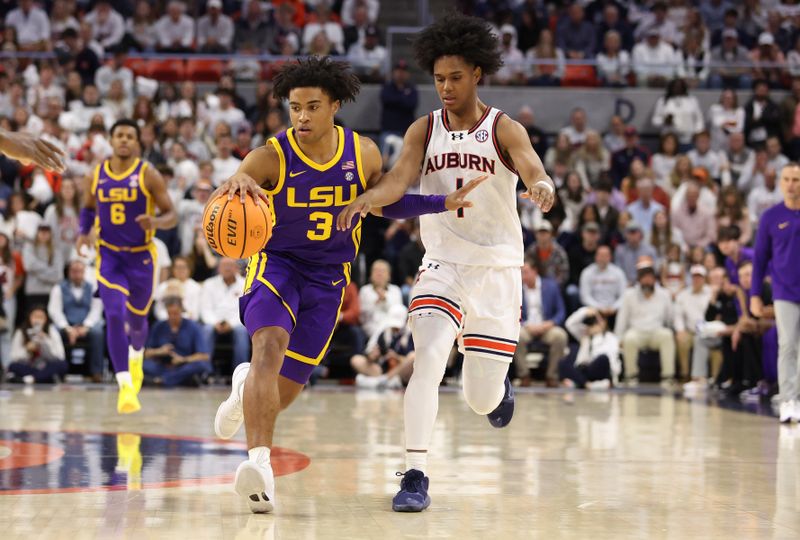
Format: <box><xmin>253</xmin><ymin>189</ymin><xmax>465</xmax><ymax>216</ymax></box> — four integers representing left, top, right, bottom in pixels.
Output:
<box><xmin>535</xmin><ymin>179</ymin><xmax>554</xmax><ymax>194</ymax></box>
<box><xmin>381</xmin><ymin>194</ymin><xmax>447</xmax><ymax>219</ymax></box>
<box><xmin>79</xmin><ymin>208</ymin><xmax>95</xmax><ymax>235</ymax></box>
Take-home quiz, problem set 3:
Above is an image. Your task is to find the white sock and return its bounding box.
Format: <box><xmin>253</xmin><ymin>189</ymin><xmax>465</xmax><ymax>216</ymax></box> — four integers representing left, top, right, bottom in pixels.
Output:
<box><xmin>405</xmin><ymin>451</ymin><xmax>428</xmax><ymax>475</ymax></box>
<box><xmin>116</xmin><ymin>371</ymin><xmax>132</xmax><ymax>389</ymax></box>
<box><xmin>403</xmin><ymin>314</ymin><xmax>458</xmax><ymax>454</ymax></box>
<box><xmin>249</xmin><ymin>446</ymin><xmax>271</xmax><ymax>466</ymax></box>
<box><xmin>129</xmin><ymin>346</ymin><xmax>143</xmax><ymax>359</ymax></box>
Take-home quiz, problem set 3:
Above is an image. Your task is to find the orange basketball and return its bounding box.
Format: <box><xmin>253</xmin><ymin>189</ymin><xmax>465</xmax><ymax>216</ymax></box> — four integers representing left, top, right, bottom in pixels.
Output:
<box><xmin>202</xmin><ymin>193</ymin><xmax>272</xmax><ymax>259</ymax></box>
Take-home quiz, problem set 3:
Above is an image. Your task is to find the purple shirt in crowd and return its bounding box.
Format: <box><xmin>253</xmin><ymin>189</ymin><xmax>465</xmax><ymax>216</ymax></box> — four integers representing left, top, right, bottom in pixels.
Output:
<box><xmin>724</xmin><ymin>246</ymin><xmax>754</xmax><ymax>286</ymax></box>
<box><xmin>752</xmin><ymin>202</ymin><xmax>800</xmax><ymax>303</ymax></box>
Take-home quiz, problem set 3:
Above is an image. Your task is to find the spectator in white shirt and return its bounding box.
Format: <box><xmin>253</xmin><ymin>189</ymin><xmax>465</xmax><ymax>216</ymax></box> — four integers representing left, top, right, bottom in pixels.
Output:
<box><xmin>200</xmin><ymin>258</ymin><xmax>249</xmax><ymax>368</ymax></box>
<box><xmin>211</xmin><ymin>134</ymin><xmax>242</xmax><ymax>187</ymax></box>
<box><xmin>84</xmin><ymin>1</ymin><xmax>126</xmax><ymax>51</ymax></box>
<box><xmin>579</xmin><ymin>245</ymin><xmax>628</xmax><ymax>319</ymax></box>
<box><xmin>197</xmin><ymin>0</ymin><xmax>234</xmax><ymax>53</ymax></box>
<box><xmin>652</xmin><ymin>79</ymin><xmax>704</xmax><ymax>147</ymax></box>
<box><xmin>747</xmin><ymin>166</ymin><xmax>783</xmax><ymax>226</ymax></box>
<box><xmin>674</xmin><ymin>265</ymin><xmax>712</xmax><ymax>381</ymax></box>
<box><xmin>125</xmin><ymin>0</ymin><xmax>158</xmax><ymax>51</ymax></box>
<box><xmin>687</xmin><ymin>131</ymin><xmax>731</xmax><ymax>185</ymax></box>
<box><xmin>491</xmin><ymin>25</ymin><xmax>526</xmax><ymax>85</ymax></box>
<box><xmin>155</xmin><ymin>0</ymin><xmax>195</xmax><ymax>53</ymax></box>
<box><xmin>359</xmin><ymin>259</ymin><xmax>404</xmax><ymax>338</ymax></box>
<box><xmin>347</xmin><ymin>25</ymin><xmax>387</xmax><ymax>84</ymax></box>
<box><xmin>303</xmin><ymin>1</ymin><xmax>344</xmax><ymax>55</ymax></box>
<box><xmin>708</xmin><ymin>88</ymin><xmax>745</xmax><ymax>151</ymax></box>
<box><xmin>561</xmin><ymin>307</ymin><xmax>621</xmax><ymax>388</ymax></box>
<box><xmin>677</xmin><ymin>32</ymin><xmax>710</xmax><ymax>88</ymax></box>
<box><xmin>178</xmin><ymin>180</ymin><xmax>213</xmax><ymax>256</ymax></box>
<box><xmin>5</xmin><ymin>0</ymin><xmax>50</xmax><ymax>51</ymax></box>
<box><xmin>765</xmin><ymin>136</ymin><xmax>789</xmax><ymax>174</ymax></box>
<box><xmin>94</xmin><ymin>50</ymin><xmax>134</xmax><ymax>98</ymax></box>
<box><xmin>26</xmin><ymin>63</ymin><xmax>64</xmax><ymax>119</ymax></box>
<box><xmin>47</xmin><ymin>259</ymin><xmax>104</xmax><ymax>382</ymax></box>
<box><xmin>632</xmin><ymin>29</ymin><xmax>679</xmax><ymax>87</ymax></box>
<box><xmin>206</xmin><ymin>88</ymin><xmax>245</xmax><ymax>138</ymax></box>
<box><xmin>50</xmin><ymin>0</ymin><xmax>80</xmax><ymax>40</ymax></box>
<box><xmin>726</xmin><ymin>132</ymin><xmax>756</xmax><ymax>191</ymax></box>
<box><xmin>154</xmin><ymin>257</ymin><xmax>202</xmax><ymax>321</ymax></box>
<box><xmin>597</xmin><ymin>30</ymin><xmax>631</xmax><ymax>87</ymax></box>
<box><xmin>560</xmin><ymin>107</ymin><xmax>591</xmax><ymax>149</ymax></box>
<box><xmin>615</xmin><ymin>259</ymin><xmax>675</xmax><ymax>383</ymax></box>
<box><xmin>635</xmin><ymin>1</ymin><xmax>679</xmax><ymax>46</ymax></box>
<box><xmin>341</xmin><ymin>0</ymin><xmax>380</xmax><ymax>25</ymax></box>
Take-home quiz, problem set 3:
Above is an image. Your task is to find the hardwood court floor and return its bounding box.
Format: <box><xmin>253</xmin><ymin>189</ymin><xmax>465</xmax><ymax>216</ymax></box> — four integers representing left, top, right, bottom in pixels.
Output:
<box><xmin>0</xmin><ymin>384</ymin><xmax>798</xmax><ymax>539</ymax></box>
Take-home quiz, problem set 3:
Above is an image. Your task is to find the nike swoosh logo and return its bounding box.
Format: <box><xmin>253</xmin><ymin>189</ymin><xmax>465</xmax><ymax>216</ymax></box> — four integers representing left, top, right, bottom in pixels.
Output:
<box><xmin>289</xmin><ymin>170</ymin><xmax>307</xmax><ymax>178</ymax></box>
<box><xmin>331</xmin><ymin>279</ymin><xmax>344</xmax><ymax>286</ymax></box>
<box><xmin>779</xmin><ymin>222</ymin><xmax>789</xmax><ymax>229</ymax></box>
<box><xmin>143</xmin><ymin>259</ymin><xmax>151</xmax><ymax>264</ymax></box>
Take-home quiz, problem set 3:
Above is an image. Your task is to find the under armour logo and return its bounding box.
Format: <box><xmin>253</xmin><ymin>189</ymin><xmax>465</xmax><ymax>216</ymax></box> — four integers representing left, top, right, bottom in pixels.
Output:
<box><xmin>426</xmin><ymin>263</ymin><xmax>440</xmax><ymax>270</ymax></box>
<box><xmin>450</xmin><ymin>132</ymin><xmax>465</xmax><ymax>141</ymax></box>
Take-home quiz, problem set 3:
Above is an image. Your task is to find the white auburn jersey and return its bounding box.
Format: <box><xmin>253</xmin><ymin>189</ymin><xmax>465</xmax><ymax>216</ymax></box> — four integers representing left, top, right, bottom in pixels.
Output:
<box><xmin>419</xmin><ymin>106</ymin><xmax>523</xmax><ymax>267</ymax></box>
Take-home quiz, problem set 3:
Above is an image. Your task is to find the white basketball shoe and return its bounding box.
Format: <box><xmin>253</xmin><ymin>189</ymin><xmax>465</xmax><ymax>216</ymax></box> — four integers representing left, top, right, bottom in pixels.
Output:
<box><xmin>779</xmin><ymin>400</ymin><xmax>796</xmax><ymax>423</ymax></box>
<box><xmin>235</xmin><ymin>459</ymin><xmax>275</xmax><ymax>513</ymax></box>
<box><xmin>215</xmin><ymin>363</ymin><xmax>250</xmax><ymax>439</ymax></box>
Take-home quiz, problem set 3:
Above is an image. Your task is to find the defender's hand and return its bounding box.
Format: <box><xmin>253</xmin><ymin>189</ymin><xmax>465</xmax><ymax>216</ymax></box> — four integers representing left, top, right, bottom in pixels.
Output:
<box><xmin>337</xmin><ymin>191</ymin><xmax>375</xmax><ymax>231</ymax></box>
<box><xmin>0</xmin><ymin>131</ymin><xmax>65</xmax><ymax>172</ymax></box>
<box><xmin>445</xmin><ymin>175</ymin><xmax>488</xmax><ymax>211</ymax></box>
<box><xmin>215</xmin><ymin>173</ymin><xmax>269</xmax><ymax>205</ymax></box>
<box><xmin>521</xmin><ymin>178</ymin><xmax>555</xmax><ymax>212</ymax></box>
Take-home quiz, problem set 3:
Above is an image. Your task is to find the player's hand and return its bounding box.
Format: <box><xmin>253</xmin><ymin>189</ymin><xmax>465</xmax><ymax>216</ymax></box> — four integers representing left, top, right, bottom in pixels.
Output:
<box><xmin>750</xmin><ymin>296</ymin><xmax>764</xmax><ymax>318</ymax></box>
<box><xmin>521</xmin><ymin>178</ymin><xmax>555</xmax><ymax>212</ymax></box>
<box><xmin>215</xmin><ymin>172</ymin><xmax>269</xmax><ymax>205</ymax></box>
<box><xmin>135</xmin><ymin>214</ymin><xmax>156</xmax><ymax>230</ymax></box>
<box><xmin>76</xmin><ymin>234</ymin><xmax>92</xmax><ymax>257</ymax></box>
<box><xmin>445</xmin><ymin>175</ymin><xmax>488</xmax><ymax>211</ymax></box>
<box><xmin>336</xmin><ymin>191</ymin><xmax>375</xmax><ymax>231</ymax></box>
<box><xmin>0</xmin><ymin>131</ymin><xmax>65</xmax><ymax>172</ymax></box>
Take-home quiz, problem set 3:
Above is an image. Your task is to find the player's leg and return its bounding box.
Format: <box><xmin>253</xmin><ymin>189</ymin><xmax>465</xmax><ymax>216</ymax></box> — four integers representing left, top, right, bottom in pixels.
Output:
<box><xmin>98</xmin><ymin>283</ymin><xmax>140</xmax><ymax>414</ymax></box>
<box><xmin>125</xmin><ymin>247</ymin><xmax>158</xmax><ymax>393</ymax></box>
<box><xmin>462</xmin><ymin>354</ymin><xmax>510</xmax><ymax>414</ymax></box>
<box><xmin>774</xmin><ymin>300</ymin><xmax>800</xmax><ymax>422</ymax></box>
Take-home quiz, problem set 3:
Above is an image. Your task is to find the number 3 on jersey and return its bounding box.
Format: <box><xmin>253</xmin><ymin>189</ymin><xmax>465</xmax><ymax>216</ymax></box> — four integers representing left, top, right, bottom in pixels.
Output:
<box><xmin>110</xmin><ymin>203</ymin><xmax>126</xmax><ymax>225</ymax></box>
<box><xmin>307</xmin><ymin>211</ymin><xmax>333</xmax><ymax>240</ymax></box>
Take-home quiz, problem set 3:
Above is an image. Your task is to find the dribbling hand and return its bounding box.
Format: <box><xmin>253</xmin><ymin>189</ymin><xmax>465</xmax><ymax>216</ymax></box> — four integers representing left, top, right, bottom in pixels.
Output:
<box><xmin>215</xmin><ymin>173</ymin><xmax>269</xmax><ymax>205</ymax></box>
<box><xmin>521</xmin><ymin>178</ymin><xmax>555</xmax><ymax>212</ymax></box>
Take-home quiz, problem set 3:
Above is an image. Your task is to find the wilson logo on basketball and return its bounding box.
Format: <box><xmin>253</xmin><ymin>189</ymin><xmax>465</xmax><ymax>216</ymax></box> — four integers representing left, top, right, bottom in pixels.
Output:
<box><xmin>205</xmin><ymin>205</ymin><xmax>220</xmax><ymax>250</ymax></box>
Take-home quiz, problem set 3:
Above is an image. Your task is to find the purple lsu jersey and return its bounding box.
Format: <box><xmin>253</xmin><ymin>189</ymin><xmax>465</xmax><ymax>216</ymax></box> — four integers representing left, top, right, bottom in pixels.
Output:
<box><xmin>263</xmin><ymin>126</ymin><xmax>366</xmax><ymax>265</ymax></box>
<box><xmin>91</xmin><ymin>158</ymin><xmax>154</xmax><ymax>249</ymax></box>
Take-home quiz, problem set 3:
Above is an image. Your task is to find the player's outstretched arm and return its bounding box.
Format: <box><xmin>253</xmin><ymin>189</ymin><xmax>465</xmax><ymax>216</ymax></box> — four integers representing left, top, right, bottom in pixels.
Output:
<box><xmin>0</xmin><ymin>128</ymin><xmax>65</xmax><ymax>173</ymax></box>
<box><xmin>136</xmin><ymin>165</ymin><xmax>178</xmax><ymax>231</ymax></box>
<box><xmin>336</xmin><ymin>117</ymin><xmax>429</xmax><ymax>230</ymax></box>
<box><xmin>495</xmin><ymin>114</ymin><xmax>555</xmax><ymax>212</ymax></box>
<box><xmin>212</xmin><ymin>144</ymin><xmax>279</xmax><ymax>205</ymax></box>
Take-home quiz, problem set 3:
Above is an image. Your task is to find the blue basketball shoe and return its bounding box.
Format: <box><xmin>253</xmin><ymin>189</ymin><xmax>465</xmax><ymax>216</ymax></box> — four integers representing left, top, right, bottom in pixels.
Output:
<box><xmin>392</xmin><ymin>469</ymin><xmax>431</xmax><ymax>512</ymax></box>
<box><xmin>487</xmin><ymin>376</ymin><xmax>514</xmax><ymax>428</ymax></box>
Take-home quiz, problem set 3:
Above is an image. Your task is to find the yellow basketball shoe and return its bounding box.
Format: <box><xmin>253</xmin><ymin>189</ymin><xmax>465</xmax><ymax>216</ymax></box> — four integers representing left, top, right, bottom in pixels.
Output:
<box><xmin>129</xmin><ymin>347</ymin><xmax>144</xmax><ymax>393</ymax></box>
<box><xmin>117</xmin><ymin>384</ymin><xmax>141</xmax><ymax>414</ymax></box>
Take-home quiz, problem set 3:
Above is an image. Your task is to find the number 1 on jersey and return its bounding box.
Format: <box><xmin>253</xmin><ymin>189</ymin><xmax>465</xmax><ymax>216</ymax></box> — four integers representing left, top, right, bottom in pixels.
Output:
<box><xmin>456</xmin><ymin>178</ymin><xmax>465</xmax><ymax>218</ymax></box>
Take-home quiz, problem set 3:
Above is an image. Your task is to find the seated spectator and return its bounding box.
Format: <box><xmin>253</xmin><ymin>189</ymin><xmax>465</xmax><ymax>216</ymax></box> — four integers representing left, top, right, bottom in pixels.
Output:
<box><xmin>559</xmin><ymin>172</ymin><xmax>588</xmax><ymax>233</ymax></box>
<box><xmin>7</xmin><ymin>306</ymin><xmax>67</xmax><ymax>384</ymax></box>
<box><xmin>597</xmin><ymin>30</ymin><xmax>631</xmax><ymax>87</ymax></box>
<box><xmin>744</xmin><ymin>79</ymin><xmax>782</xmax><ymax>149</ymax></box>
<box><xmin>614</xmin><ymin>222</ymin><xmax>659</xmax><ymax>285</ymax></box>
<box><xmin>650</xmin><ymin>133</ymin><xmax>679</xmax><ymax>187</ymax></box>
<box><xmin>709</xmin><ymin>29</ymin><xmax>753</xmax><ymax>89</ymax></box>
<box><xmin>197</xmin><ymin>0</ymin><xmax>234</xmax><ymax>53</ymax></box>
<box><xmin>95</xmin><ymin>50</ymin><xmax>134</xmax><ymax>100</ymax></box>
<box><xmin>671</xmin><ymin>179</ymin><xmax>717</xmax><ymax>249</ymax></box>
<box><xmin>556</xmin><ymin>3</ymin><xmax>595</xmax><ymax>59</ymax></box>
<box><xmin>615</xmin><ymin>259</ymin><xmax>675</xmax><ymax>383</ymax></box>
<box><xmin>359</xmin><ymin>259</ymin><xmax>404</xmax><ymax>338</ymax></box>
<box><xmin>491</xmin><ymin>25</ymin><xmax>526</xmax><ymax>85</ymax></box>
<box><xmin>560</xmin><ymin>307</ymin><xmax>621</xmax><ymax>389</ymax></box>
<box><xmin>632</xmin><ymin>28</ymin><xmax>679</xmax><ymax>87</ymax></box>
<box><xmin>351</xmin><ymin>305</ymin><xmax>414</xmax><ymax>390</ymax></box>
<box><xmin>788</xmin><ymin>36</ymin><xmax>800</xmax><ymax>78</ymax></box>
<box><xmin>572</xmin><ymin>131</ymin><xmax>609</xmax><ymax>188</ymax></box>
<box><xmin>303</xmin><ymin>1</ymin><xmax>344</xmax><ymax>55</ymax></box>
<box><xmin>234</xmin><ymin>0</ymin><xmax>270</xmax><ymax>52</ymax></box>
<box><xmin>307</xmin><ymin>29</ymin><xmax>341</xmax><ymax>57</ymax></box>
<box><xmin>674</xmin><ymin>265</ymin><xmax>712</xmax><ymax>380</ymax></box>
<box><xmin>652</xmin><ymin>79</ymin><xmax>704</xmax><ymax>149</ymax></box>
<box><xmin>211</xmin><ymin>134</ymin><xmax>242</xmax><ymax>187</ymax></box>
<box><xmin>749</xmin><ymin>32</ymin><xmax>786</xmax><ymax>89</ymax></box>
<box><xmin>780</xmin><ymin>78</ymin><xmax>800</xmax><ymax>160</ymax></box>
<box><xmin>5</xmin><ymin>0</ymin><xmax>50</xmax><ymax>52</ymax></box>
<box><xmin>84</xmin><ymin>1</ymin><xmax>125</xmax><ymax>52</ymax></box>
<box><xmin>579</xmin><ymin>245</ymin><xmax>627</xmax><ymax>322</ymax></box>
<box><xmin>525</xmin><ymin>221</ymin><xmax>569</xmax><ymax>288</ymax></box>
<box><xmin>710</xmin><ymin>8</ymin><xmax>744</xmax><ymax>48</ymax></box>
<box><xmin>144</xmin><ymin>296</ymin><xmax>212</xmax><ymax>387</ymax></box>
<box><xmin>726</xmin><ymin>132</ymin><xmax>756</xmax><ymax>192</ymax></box>
<box><xmin>50</xmin><ymin>0</ymin><xmax>79</xmax><ymax>39</ymax></box>
<box><xmin>526</xmin><ymin>29</ymin><xmax>565</xmax><ymax>87</ymax></box>
<box><xmin>200</xmin><ymin>258</ymin><xmax>249</xmax><ymax>369</ymax></box>
<box><xmin>47</xmin><ymin>259</ymin><xmax>104</xmax><ymax>382</ymax></box>
<box><xmin>610</xmin><ymin>126</ymin><xmax>650</xmax><ymax>187</ymax></box>
<box><xmin>560</xmin><ymin>107</ymin><xmax>591</xmax><ymax>149</ymax></box>
<box><xmin>716</xmin><ymin>187</ymin><xmax>752</xmax><ymax>247</ymax></box>
<box><xmin>341</xmin><ymin>0</ymin><xmax>379</xmax><ymax>26</ymax></box>
<box><xmin>747</xmin><ymin>166</ymin><xmax>783</xmax><ymax>226</ymax></box>
<box><xmin>154</xmin><ymin>1</ymin><xmax>195</xmax><ymax>53</ymax></box>
<box><xmin>687</xmin><ymin>131</ymin><xmax>731</xmax><ymax>185</ymax></box>
<box><xmin>543</xmin><ymin>133</ymin><xmax>573</xmax><ymax>175</ymax></box>
<box><xmin>595</xmin><ymin>4</ymin><xmax>634</xmax><ymax>53</ymax></box>
<box><xmin>154</xmin><ymin>257</ymin><xmax>202</xmax><ymax>322</ymax></box>
<box><xmin>513</xmin><ymin>257</ymin><xmax>568</xmax><ymax>387</ymax></box>
<box><xmin>626</xmin><ymin>177</ymin><xmax>666</xmax><ymax>243</ymax></box>
<box><xmin>124</xmin><ymin>0</ymin><xmax>157</xmax><ymax>51</ymax></box>
<box><xmin>347</xmin><ymin>25</ymin><xmax>386</xmax><ymax>83</ymax></box>
<box><xmin>565</xmin><ymin>221</ymin><xmax>601</xmax><ymax>306</ymax></box>
<box><xmin>651</xmin><ymin>210</ymin><xmax>685</xmax><ymax>258</ymax></box>
<box><xmin>23</xmin><ymin>224</ymin><xmax>63</xmax><ymax>310</ymax></box>
<box><xmin>42</xmin><ymin>177</ymin><xmax>80</xmax><ymax>263</ymax></box>
<box><xmin>103</xmin><ymin>80</ymin><xmax>132</xmax><ymax>121</ymax></box>
<box><xmin>708</xmin><ymin>89</ymin><xmax>745</xmax><ymax>151</ymax></box>
<box><xmin>207</xmin><ymin>89</ymin><xmax>246</xmax><ymax>138</ymax></box>
<box><xmin>765</xmin><ymin>136</ymin><xmax>790</xmax><ymax>174</ymax></box>
<box><xmin>716</xmin><ymin>225</ymin><xmax>753</xmax><ymax>285</ymax></box>
<box><xmin>379</xmin><ymin>60</ymin><xmax>418</xmax><ymax>153</ymax></box>
<box><xmin>677</xmin><ymin>31</ymin><xmax>710</xmax><ymax>88</ymax></box>
<box><xmin>603</xmin><ymin>115</ymin><xmax>626</xmax><ymax>155</ymax></box>
<box><xmin>635</xmin><ymin>1</ymin><xmax>679</xmax><ymax>46</ymax></box>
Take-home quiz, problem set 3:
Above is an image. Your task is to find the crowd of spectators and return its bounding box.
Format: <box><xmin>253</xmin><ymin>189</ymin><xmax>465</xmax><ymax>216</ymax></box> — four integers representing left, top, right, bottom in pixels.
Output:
<box><xmin>0</xmin><ymin>1</ymin><xmax>794</xmax><ymax>403</ymax></box>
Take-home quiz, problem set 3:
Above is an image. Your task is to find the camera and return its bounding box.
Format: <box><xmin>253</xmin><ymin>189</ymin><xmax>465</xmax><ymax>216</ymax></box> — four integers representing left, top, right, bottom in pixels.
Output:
<box><xmin>583</xmin><ymin>315</ymin><xmax>598</xmax><ymax>326</ymax></box>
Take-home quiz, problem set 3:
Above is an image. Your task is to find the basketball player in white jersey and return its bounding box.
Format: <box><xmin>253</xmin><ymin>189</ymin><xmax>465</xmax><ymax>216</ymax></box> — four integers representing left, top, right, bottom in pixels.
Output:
<box><xmin>337</xmin><ymin>12</ymin><xmax>555</xmax><ymax>512</ymax></box>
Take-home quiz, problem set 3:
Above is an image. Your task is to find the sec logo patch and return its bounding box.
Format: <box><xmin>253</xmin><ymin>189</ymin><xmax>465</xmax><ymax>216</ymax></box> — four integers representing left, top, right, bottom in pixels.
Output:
<box><xmin>475</xmin><ymin>129</ymin><xmax>489</xmax><ymax>143</ymax></box>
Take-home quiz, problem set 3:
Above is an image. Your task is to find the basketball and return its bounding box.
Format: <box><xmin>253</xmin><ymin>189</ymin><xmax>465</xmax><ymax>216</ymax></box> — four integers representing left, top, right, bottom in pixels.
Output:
<box><xmin>202</xmin><ymin>193</ymin><xmax>272</xmax><ymax>259</ymax></box>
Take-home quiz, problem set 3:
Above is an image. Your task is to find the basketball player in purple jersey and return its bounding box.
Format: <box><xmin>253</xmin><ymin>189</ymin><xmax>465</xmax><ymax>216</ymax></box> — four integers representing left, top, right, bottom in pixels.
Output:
<box><xmin>338</xmin><ymin>13</ymin><xmax>555</xmax><ymax>512</ymax></box>
<box><xmin>210</xmin><ymin>57</ymin><xmax>484</xmax><ymax>513</ymax></box>
<box><xmin>76</xmin><ymin>120</ymin><xmax>177</xmax><ymax>414</ymax></box>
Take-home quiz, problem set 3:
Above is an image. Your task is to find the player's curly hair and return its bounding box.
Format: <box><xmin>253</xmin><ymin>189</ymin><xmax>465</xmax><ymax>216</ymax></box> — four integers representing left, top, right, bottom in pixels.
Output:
<box><xmin>272</xmin><ymin>56</ymin><xmax>361</xmax><ymax>103</ymax></box>
<box><xmin>412</xmin><ymin>12</ymin><xmax>503</xmax><ymax>75</ymax></box>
